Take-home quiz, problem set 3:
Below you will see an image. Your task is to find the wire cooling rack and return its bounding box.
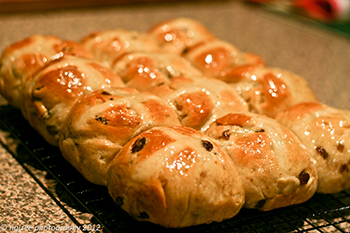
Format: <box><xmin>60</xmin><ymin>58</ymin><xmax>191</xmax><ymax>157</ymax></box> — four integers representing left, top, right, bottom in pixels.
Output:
<box><xmin>0</xmin><ymin>105</ymin><xmax>350</xmax><ymax>233</ymax></box>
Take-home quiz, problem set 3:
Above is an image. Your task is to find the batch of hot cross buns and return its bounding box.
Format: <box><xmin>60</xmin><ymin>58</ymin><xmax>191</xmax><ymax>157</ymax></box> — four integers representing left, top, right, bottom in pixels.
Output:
<box><xmin>0</xmin><ymin>18</ymin><xmax>349</xmax><ymax>228</ymax></box>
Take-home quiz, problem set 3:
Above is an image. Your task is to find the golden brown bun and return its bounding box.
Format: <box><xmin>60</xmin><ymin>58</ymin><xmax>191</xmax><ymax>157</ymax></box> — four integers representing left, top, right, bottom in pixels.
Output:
<box><xmin>81</xmin><ymin>29</ymin><xmax>160</xmax><ymax>67</ymax></box>
<box><xmin>21</xmin><ymin>55</ymin><xmax>125</xmax><ymax>146</ymax></box>
<box><xmin>0</xmin><ymin>34</ymin><xmax>92</xmax><ymax>108</ymax></box>
<box><xmin>150</xmin><ymin>76</ymin><xmax>249</xmax><ymax>131</ymax></box>
<box><xmin>107</xmin><ymin>126</ymin><xmax>245</xmax><ymax>228</ymax></box>
<box><xmin>148</xmin><ymin>17</ymin><xmax>216</xmax><ymax>54</ymax></box>
<box><xmin>112</xmin><ymin>52</ymin><xmax>203</xmax><ymax>92</ymax></box>
<box><xmin>184</xmin><ymin>39</ymin><xmax>264</xmax><ymax>82</ymax></box>
<box><xmin>59</xmin><ymin>87</ymin><xmax>181</xmax><ymax>186</ymax></box>
<box><xmin>276</xmin><ymin>102</ymin><xmax>350</xmax><ymax>193</ymax></box>
<box><xmin>205</xmin><ymin>112</ymin><xmax>318</xmax><ymax>211</ymax></box>
<box><xmin>230</xmin><ymin>66</ymin><xmax>318</xmax><ymax>118</ymax></box>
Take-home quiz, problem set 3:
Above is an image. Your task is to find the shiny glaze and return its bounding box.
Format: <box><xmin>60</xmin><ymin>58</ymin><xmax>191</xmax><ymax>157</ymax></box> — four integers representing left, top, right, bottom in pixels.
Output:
<box><xmin>216</xmin><ymin>113</ymin><xmax>252</xmax><ymax>126</ymax></box>
<box><xmin>59</xmin><ymin>88</ymin><xmax>181</xmax><ymax>185</ymax></box>
<box><xmin>189</xmin><ymin>41</ymin><xmax>239</xmax><ymax>75</ymax></box>
<box><xmin>185</xmin><ymin>39</ymin><xmax>264</xmax><ymax>82</ymax></box>
<box><xmin>131</xmin><ymin>129</ymin><xmax>176</xmax><ymax>161</ymax></box>
<box><xmin>21</xmin><ymin>56</ymin><xmax>125</xmax><ymax>146</ymax></box>
<box><xmin>148</xmin><ymin>17</ymin><xmax>216</xmax><ymax>54</ymax></box>
<box><xmin>232</xmin><ymin>67</ymin><xmax>317</xmax><ymax>118</ymax></box>
<box><xmin>205</xmin><ymin>112</ymin><xmax>318</xmax><ymax>210</ymax></box>
<box><xmin>81</xmin><ymin>29</ymin><xmax>160</xmax><ymax>66</ymax></box>
<box><xmin>143</xmin><ymin>99</ymin><xmax>179</xmax><ymax>123</ymax></box>
<box><xmin>260</xmin><ymin>72</ymin><xmax>289</xmax><ymax>113</ymax></box>
<box><xmin>31</xmin><ymin>56</ymin><xmax>124</xmax><ymax>107</ymax></box>
<box><xmin>220</xmin><ymin>64</ymin><xmax>257</xmax><ymax>83</ymax></box>
<box><xmin>275</xmin><ymin>103</ymin><xmax>350</xmax><ymax>193</ymax></box>
<box><xmin>34</xmin><ymin>65</ymin><xmax>86</xmax><ymax>104</ymax></box>
<box><xmin>234</xmin><ymin>133</ymin><xmax>270</xmax><ymax>168</ymax></box>
<box><xmin>107</xmin><ymin>126</ymin><xmax>245</xmax><ymax>227</ymax></box>
<box><xmin>174</xmin><ymin>91</ymin><xmax>213</xmax><ymax>129</ymax></box>
<box><xmin>151</xmin><ymin>76</ymin><xmax>248</xmax><ymax>132</ymax></box>
<box><xmin>119</xmin><ymin>55</ymin><xmax>168</xmax><ymax>91</ymax></box>
<box><xmin>70</xmin><ymin>88</ymin><xmax>181</xmax><ymax>143</ymax></box>
<box><xmin>112</xmin><ymin>52</ymin><xmax>202</xmax><ymax>92</ymax></box>
<box><xmin>0</xmin><ymin>35</ymin><xmax>62</xmax><ymax>108</ymax></box>
<box><xmin>90</xmin><ymin>103</ymin><xmax>142</xmax><ymax>140</ymax></box>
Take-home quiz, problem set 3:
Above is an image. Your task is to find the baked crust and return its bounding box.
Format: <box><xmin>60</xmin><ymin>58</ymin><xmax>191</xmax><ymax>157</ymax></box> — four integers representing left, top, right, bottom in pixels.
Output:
<box><xmin>231</xmin><ymin>66</ymin><xmax>318</xmax><ymax>117</ymax></box>
<box><xmin>21</xmin><ymin>55</ymin><xmax>125</xmax><ymax>145</ymax></box>
<box><xmin>148</xmin><ymin>17</ymin><xmax>216</xmax><ymax>55</ymax></box>
<box><xmin>59</xmin><ymin>87</ymin><xmax>181</xmax><ymax>185</ymax></box>
<box><xmin>276</xmin><ymin>102</ymin><xmax>350</xmax><ymax>193</ymax></box>
<box><xmin>205</xmin><ymin>112</ymin><xmax>318</xmax><ymax>211</ymax></box>
<box><xmin>150</xmin><ymin>76</ymin><xmax>249</xmax><ymax>131</ymax></box>
<box><xmin>107</xmin><ymin>126</ymin><xmax>245</xmax><ymax>228</ymax></box>
<box><xmin>184</xmin><ymin>39</ymin><xmax>264</xmax><ymax>82</ymax></box>
<box><xmin>0</xmin><ymin>34</ymin><xmax>92</xmax><ymax>108</ymax></box>
<box><xmin>81</xmin><ymin>29</ymin><xmax>160</xmax><ymax>67</ymax></box>
<box><xmin>112</xmin><ymin>52</ymin><xmax>202</xmax><ymax>92</ymax></box>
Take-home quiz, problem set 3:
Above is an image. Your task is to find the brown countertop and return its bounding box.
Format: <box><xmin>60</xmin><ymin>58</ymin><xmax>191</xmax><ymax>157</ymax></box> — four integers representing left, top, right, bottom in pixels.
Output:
<box><xmin>0</xmin><ymin>1</ymin><xmax>349</xmax><ymax>232</ymax></box>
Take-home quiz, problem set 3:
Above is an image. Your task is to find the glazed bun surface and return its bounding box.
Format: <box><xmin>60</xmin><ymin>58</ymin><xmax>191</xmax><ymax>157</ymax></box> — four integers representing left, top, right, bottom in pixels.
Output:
<box><xmin>148</xmin><ymin>17</ymin><xmax>216</xmax><ymax>54</ymax></box>
<box><xmin>112</xmin><ymin>52</ymin><xmax>202</xmax><ymax>92</ymax></box>
<box><xmin>81</xmin><ymin>29</ymin><xmax>160</xmax><ymax>67</ymax></box>
<box><xmin>230</xmin><ymin>66</ymin><xmax>318</xmax><ymax>117</ymax></box>
<box><xmin>0</xmin><ymin>35</ymin><xmax>92</xmax><ymax>108</ymax></box>
<box><xmin>276</xmin><ymin>102</ymin><xmax>350</xmax><ymax>193</ymax></box>
<box><xmin>150</xmin><ymin>76</ymin><xmax>249</xmax><ymax>132</ymax></box>
<box><xmin>59</xmin><ymin>87</ymin><xmax>181</xmax><ymax>185</ymax></box>
<box><xmin>107</xmin><ymin>126</ymin><xmax>245</xmax><ymax>228</ymax></box>
<box><xmin>205</xmin><ymin>112</ymin><xmax>318</xmax><ymax>211</ymax></box>
<box><xmin>184</xmin><ymin>39</ymin><xmax>264</xmax><ymax>83</ymax></box>
<box><xmin>21</xmin><ymin>55</ymin><xmax>125</xmax><ymax>145</ymax></box>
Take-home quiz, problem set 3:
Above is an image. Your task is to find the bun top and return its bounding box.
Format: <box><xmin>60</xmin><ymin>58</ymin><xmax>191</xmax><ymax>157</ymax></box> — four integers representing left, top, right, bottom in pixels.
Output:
<box><xmin>112</xmin><ymin>52</ymin><xmax>202</xmax><ymax>92</ymax></box>
<box><xmin>59</xmin><ymin>87</ymin><xmax>181</xmax><ymax>185</ymax></box>
<box><xmin>81</xmin><ymin>29</ymin><xmax>160</xmax><ymax>67</ymax></box>
<box><xmin>276</xmin><ymin>102</ymin><xmax>350</xmax><ymax>193</ymax></box>
<box><xmin>21</xmin><ymin>55</ymin><xmax>125</xmax><ymax>145</ymax></box>
<box><xmin>230</xmin><ymin>66</ymin><xmax>318</xmax><ymax>117</ymax></box>
<box><xmin>107</xmin><ymin>125</ymin><xmax>245</xmax><ymax>228</ymax></box>
<box><xmin>205</xmin><ymin>112</ymin><xmax>318</xmax><ymax>210</ymax></box>
<box><xmin>0</xmin><ymin>34</ymin><xmax>93</xmax><ymax>108</ymax></box>
<box><xmin>184</xmin><ymin>39</ymin><xmax>264</xmax><ymax>82</ymax></box>
<box><xmin>150</xmin><ymin>76</ymin><xmax>249</xmax><ymax>131</ymax></box>
<box><xmin>148</xmin><ymin>17</ymin><xmax>216</xmax><ymax>54</ymax></box>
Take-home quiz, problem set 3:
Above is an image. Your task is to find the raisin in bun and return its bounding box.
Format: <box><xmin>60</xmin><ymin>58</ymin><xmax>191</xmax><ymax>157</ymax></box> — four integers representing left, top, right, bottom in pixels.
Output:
<box><xmin>112</xmin><ymin>52</ymin><xmax>203</xmax><ymax>92</ymax></box>
<box><xmin>228</xmin><ymin>66</ymin><xmax>318</xmax><ymax>118</ymax></box>
<box><xmin>107</xmin><ymin>126</ymin><xmax>245</xmax><ymax>228</ymax></box>
<box><xmin>184</xmin><ymin>39</ymin><xmax>264</xmax><ymax>83</ymax></box>
<box><xmin>81</xmin><ymin>29</ymin><xmax>160</xmax><ymax>67</ymax></box>
<box><xmin>59</xmin><ymin>87</ymin><xmax>181</xmax><ymax>186</ymax></box>
<box><xmin>276</xmin><ymin>102</ymin><xmax>350</xmax><ymax>194</ymax></box>
<box><xmin>148</xmin><ymin>17</ymin><xmax>216</xmax><ymax>54</ymax></box>
<box><xmin>205</xmin><ymin>112</ymin><xmax>318</xmax><ymax>211</ymax></box>
<box><xmin>0</xmin><ymin>34</ymin><xmax>92</xmax><ymax>108</ymax></box>
<box><xmin>21</xmin><ymin>55</ymin><xmax>125</xmax><ymax>146</ymax></box>
<box><xmin>150</xmin><ymin>76</ymin><xmax>248</xmax><ymax>132</ymax></box>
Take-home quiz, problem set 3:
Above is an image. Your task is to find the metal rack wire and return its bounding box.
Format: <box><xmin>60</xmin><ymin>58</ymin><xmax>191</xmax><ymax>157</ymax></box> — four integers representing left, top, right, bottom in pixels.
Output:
<box><xmin>0</xmin><ymin>105</ymin><xmax>349</xmax><ymax>233</ymax></box>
